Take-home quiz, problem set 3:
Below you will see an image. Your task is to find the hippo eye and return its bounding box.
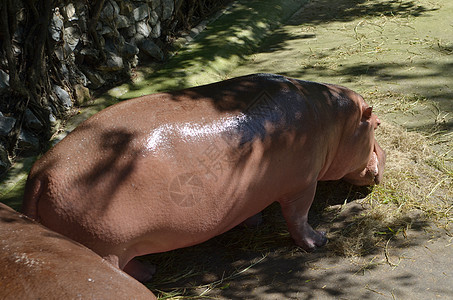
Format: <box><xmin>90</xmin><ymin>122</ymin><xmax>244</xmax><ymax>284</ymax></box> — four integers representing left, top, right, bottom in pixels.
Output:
<box><xmin>374</xmin><ymin>117</ymin><xmax>381</xmax><ymax>129</ymax></box>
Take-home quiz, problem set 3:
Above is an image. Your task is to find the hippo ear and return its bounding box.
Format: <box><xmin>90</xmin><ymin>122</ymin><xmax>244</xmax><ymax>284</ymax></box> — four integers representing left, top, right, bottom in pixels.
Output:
<box><xmin>362</xmin><ymin>106</ymin><xmax>373</xmax><ymax>122</ymax></box>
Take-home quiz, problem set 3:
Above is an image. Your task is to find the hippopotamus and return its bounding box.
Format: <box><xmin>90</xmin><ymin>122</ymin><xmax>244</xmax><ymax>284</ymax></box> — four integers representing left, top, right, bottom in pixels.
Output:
<box><xmin>22</xmin><ymin>73</ymin><xmax>385</xmax><ymax>282</ymax></box>
<box><xmin>0</xmin><ymin>202</ymin><xmax>156</xmax><ymax>299</ymax></box>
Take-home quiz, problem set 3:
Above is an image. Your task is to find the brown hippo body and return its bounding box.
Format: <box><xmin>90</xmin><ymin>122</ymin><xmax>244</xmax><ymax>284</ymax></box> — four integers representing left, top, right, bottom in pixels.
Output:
<box><xmin>0</xmin><ymin>203</ymin><xmax>156</xmax><ymax>299</ymax></box>
<box><xmin>22</xmin><ymin>74</ymin><xmax>385</xmax><ymax>281</ymax></box>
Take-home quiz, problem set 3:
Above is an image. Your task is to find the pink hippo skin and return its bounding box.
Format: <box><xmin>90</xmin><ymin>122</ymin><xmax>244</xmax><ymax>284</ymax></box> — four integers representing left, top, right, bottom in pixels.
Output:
<box><xmin>22</xmin><ymin>74</ymin><xmax>385</xmax><ymax>282</ymax></box>
<box><xmin>0</xmin><ymin>203</ymin><xmax>156</xmax><ymax>299</ymax></box>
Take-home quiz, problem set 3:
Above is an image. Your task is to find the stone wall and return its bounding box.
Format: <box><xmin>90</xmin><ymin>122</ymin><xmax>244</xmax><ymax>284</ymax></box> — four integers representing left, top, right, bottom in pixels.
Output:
<box><xmin>0</xmin><ymin>0</ymin><xmax>226</xmax><ymax>176</ymax></box>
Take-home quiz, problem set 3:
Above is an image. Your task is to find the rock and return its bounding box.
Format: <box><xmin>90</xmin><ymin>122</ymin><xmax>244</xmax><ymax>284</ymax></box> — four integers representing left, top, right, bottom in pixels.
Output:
<box><xmin>78</xmin><ymin>14</ymin><xmax>88</xmax><ymax>32</ymax></box>
<box><xmin>12</xmin><ymin>43</ymin><xmax>22</xmax><ymax>56</ymax></box>
<box><xmin>153</xmin><ymin>0</ymin><xmax>163</xmax><ymax>19</ymax></box>
<box><xmin>105</xmin><ymin>35</ymin><xmax>124</xmax><ymax>52</ymax></box>
<box><xmin>138</xmin><ymin>39</ymin><xmax>164</xmax><ymax>61</ymax></box>
<box><xmin>74</xmin><ymin>67</ymin><xmax>89</xmax><ymax>86</ymax></box>
<box><xmin>149</xmin><ymin>11</ymin><xmax>159</xmax><ymax>26</ymax></box>
<box><xmin>0</xmin><ymin>116</ymin><xmax>15</xmax><ymax>136</ymax></box>
<box><xmin>53</xmin><ymin>85</ymin><xmax>72</xmax><ymax>110</ymax></box>
<box><xmin>131</xmin><ymin>55</ymin><xmax>139</xmax><ymax>68</ymax></box>
<box><xmin>136</xmin><ymin>20</ymin><xmax>152</xmax><ymax>38</ymax></box>
<box><xmin>98</xmin><ymin>35</ymin><xmax>106</xmax><ymax>48</ymax></box>
<box><xmin>116</xmin><ymin>14</ymin><xmax>131</xmax><ymax>29</ymax></box>
<box><xmin>48</xmin><ymin>97</ymin><xmax>60</xmax><ymax>116</ymax></box>
<box><xmin>63</xmin><ymin>26</ymin><xmax>80</xmax><ymax>53</ymax></box>
<box><xmin>63</xmin><ymin>3</ymin><xmax>78</xmax><ymax>21</ymax></box>
<box><xmin>133</xmin><ymin>4</ymin><xmax>149</xmax><ymax>22</ymax></box>
<box><xmin>17</xmin><ymin>129</ymin><xmax>40</xmax><ymax>156</ymax></box>
<box><xmin>100</xmin><ymin>25</ymin><xmax>114</xmax><ymax>36</ymax></box>
<box><xmin>105</xmin><ymin>51</ymin><xmax>124</xmax><ymax>71</ymax></box>
<box><xmin>60</xmin><ymin>63</ymin><xmax>71</xmax><ymax>81</ymax></box>
<box><xmin>84</xmin><ymin>70</ymin><xmax>105</xmax><ymax>89</ymax></box>
<box><xmin>49</xmin><ymin>8</ymin><xmax>64</xmax><ymax>42</ymax></box>
<box><xmin>0</xmin><ymin>69</ymin><xmax>9</xmax><ymax>93</ymax></box>
<box><xmin>161</xmin><ymin>0</ymin><xmax>174</xmax><ymax>20</ymax></box>
<box><xmin>74</xmin><ymin>84</ymin><xmax>91</xmax><ymax>105</ymax></box>
<box><xmin>79</xmin><ymin>48</ymin><xmax>100</xmax><ymax>65</ymax></box>
<box><xmin>0</xmin><ymin>0</ymin><xmax>228</xmax><ymax>162</ymax></box>
<box><xmin>16</xmin><ymin>6</ymin><xmax>26</xmax><ymax>22</ymax></box>
<box><xmin>96</xmin><ymin>21</ymin><xmax>103</xmax><ymax>32</ymax></box>
<box><xmin>0</xmin><ymin>143</ymin><xmax>10</xmax><ymax>177</ymax></box>
<box><xmin>151</xmin><ymin>22</ymin><xmax>161</xmax><ymax>38</ymax></box>
<box><xmin>54</xmin><ymin>47</ymin><xmax>64</xmax><ymax>61</ymax></box>
<box><xmin>123</xmin><ymin>24</ymin><xmax>137</xmax><ymax>38</ymax></box>
<box><xmin>12</xmin><ymin>25</ymin><xmax>25</xmax><ymax>44</ymax></box>
<box><xmin>48</xmin><ymin>110</ymin><xmax>58</xmax><ymax>127</ymax></box>
<box><xmin>73</xmin><ymin>1</ymin><xmax>87</xmax><ymax>13</ymax></box>
<box><xmin>123</xmin><ymin>42</ymin><xmax>139</xmax><ymax>58</ymax></box>
<box><xmin>24</xmin><ymin>109</ymin><xmax>44</xmax><ymax>132</ymax></box>
<box><xmin>119</xmin><ymin>1</ymin><xmax>134</xmax><ymax>15</ymax></box>
<box><xmin>151</xmin><ymin>0</ymin><xmax>161</xmax><ymax>11</ymax></box>
<box><xmin>100</xmin><ymin>1</ymin><xmax>120</xmax><ymax>22</ymax></box>
<box><xmin>65</xmin><ymin>64</ymin><xmax>88</xmax><ymax>86</ymax></box>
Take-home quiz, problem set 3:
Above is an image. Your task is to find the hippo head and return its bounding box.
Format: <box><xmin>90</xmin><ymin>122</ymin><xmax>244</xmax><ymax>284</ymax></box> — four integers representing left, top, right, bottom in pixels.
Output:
<box><xmin>341</xmin><ymin>104</ymin><xmax>386</xmax><ymax>186</ymax></box>
<box><xmin>321</xmin><ymin>88</ymin><xmax>386</xmax><ymax>186</ymax></box>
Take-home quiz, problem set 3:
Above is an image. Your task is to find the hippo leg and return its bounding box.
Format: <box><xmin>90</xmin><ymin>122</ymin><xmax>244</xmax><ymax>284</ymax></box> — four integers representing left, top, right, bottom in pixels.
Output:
<box><xmin>123</xmin><ymin>258</ymin><xmax>156</xmax><ymax>283</ymax></box>
<box><xmin>280</xmin><ymin>182</ymin><xmax>327</xmax><ymax>251</ymax></box>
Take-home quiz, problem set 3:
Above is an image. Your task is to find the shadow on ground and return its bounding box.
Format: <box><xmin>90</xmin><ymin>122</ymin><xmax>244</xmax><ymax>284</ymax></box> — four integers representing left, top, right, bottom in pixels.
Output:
<box><xmin>143</xmin><ymin>181</ymin><xmax>433</xmax><ymax>299</ymax></box>
<box><xmin>120</xmin><ymin>0</ymin><xmax>309</xmax><ymax>97</ymax></box>
<box><xmin>120</xmin><ymin>0</ymin><xmax>443</xmax><ymax>98</ymax></box>
<box><xmin>231</xmin><ymin>0</ymin><xmax>452</xmax><ymax>138</ymax></box>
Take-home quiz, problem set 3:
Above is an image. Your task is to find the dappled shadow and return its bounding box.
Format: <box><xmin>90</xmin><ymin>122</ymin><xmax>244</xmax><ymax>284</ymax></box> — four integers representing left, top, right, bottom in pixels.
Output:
<box><xmin>287</xmin><ymin>0</ymin><xmax>437</xmax><ymax>26</ymax></box>
<box><xmin>240</xmin><ymin>0</ymin><xmax>451</xmax><ymax>126</ymax></box>
<box><xmin>120</xmin><ymin>0</ymin><xmax>438</xmax><ymax>97</ymax></box>
<box><xmin>279</xmin><ymin>60</ymin><xmax>453</xmax><ymax>128</ymax></box>
<box><xmin>73</xmin><ymin>127</ymin><xmax>141</xmax><ymax>207</ymax></box>
<box><xmin>123</xmin><ymin>1</ymin><xmax>305</xmax><ymax>94</ymax></box>
<box><xmin>143</xmin><ymin>181</ymin><xmax>436</xmax><ymax>299</ymax></box>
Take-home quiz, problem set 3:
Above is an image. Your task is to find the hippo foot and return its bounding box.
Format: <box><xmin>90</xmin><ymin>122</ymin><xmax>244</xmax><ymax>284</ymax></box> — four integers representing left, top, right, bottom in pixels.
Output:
<box><xmin>295</xmin><ymin>228</ymin><xmax>328</xmax><ymax>252</ymax></box>
<box><xmin>123</xmin><ymin>258</ymin><xmax>156</xmax><ymax>283</ymax></box>
<box><xmin>240</xmin><ymin>212</ymin><xmax>263</xmax><ymax>228</ymax></box>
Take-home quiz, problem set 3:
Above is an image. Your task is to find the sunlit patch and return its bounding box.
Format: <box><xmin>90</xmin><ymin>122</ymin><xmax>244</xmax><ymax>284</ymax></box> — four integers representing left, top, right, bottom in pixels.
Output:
<box><xmin>144</xmin><ymin>115</ymin><xmax>248</xmax><ymax>153</ymax></box>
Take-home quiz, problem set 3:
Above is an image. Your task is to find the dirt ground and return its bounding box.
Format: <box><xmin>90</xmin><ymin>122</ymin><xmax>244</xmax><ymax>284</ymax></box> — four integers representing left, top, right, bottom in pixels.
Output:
<box><xmin>0</xmin><ymin>0</ymin><xmax>451</xmax><ymax>299</ymax></box>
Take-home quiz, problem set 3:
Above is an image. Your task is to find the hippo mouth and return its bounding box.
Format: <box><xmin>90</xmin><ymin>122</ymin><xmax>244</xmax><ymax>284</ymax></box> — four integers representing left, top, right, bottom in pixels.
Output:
<box><xmin>361</xmin><ymin>142</ymin><xmax>386</xmax><ymax>185</ymax></box>
<box><xmin>342</xmin><ymin>142</ymin><xmax>386</xmax><ymax>186</ymax></box>
<box><xmin>367</xmin><ymin>151</ymin><xmax>381</xmax><ymax>185</ymax></box>
<box><xmin>372</xmin><ymin>140</ymin><xmax>386</xmax><ymax>185</ymax></box>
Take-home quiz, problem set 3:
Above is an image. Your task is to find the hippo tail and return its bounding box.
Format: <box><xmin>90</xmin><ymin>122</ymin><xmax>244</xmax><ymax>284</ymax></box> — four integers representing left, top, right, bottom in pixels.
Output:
<box><xmin>21</xmin><ymin>174</ymin><xmax>44</xmax><ymax>221</ymax></box>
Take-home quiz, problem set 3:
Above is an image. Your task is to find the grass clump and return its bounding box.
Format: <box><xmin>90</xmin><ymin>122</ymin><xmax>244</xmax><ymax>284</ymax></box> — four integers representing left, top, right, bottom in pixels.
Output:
<box><xmin>323</xmin><ymin>90</ymin><xmax>452</xmax><ymax>260</ymax></box>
